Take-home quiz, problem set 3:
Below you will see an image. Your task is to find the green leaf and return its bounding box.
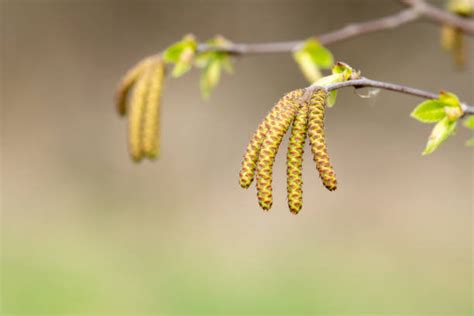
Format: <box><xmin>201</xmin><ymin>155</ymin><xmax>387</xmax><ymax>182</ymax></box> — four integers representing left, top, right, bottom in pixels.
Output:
<box><xmin>293</xmin><ymin>38</ymin><xmax>334</xmax><ymax>83</ymax></box>
<box><xmin>410</xmin><ymin>100</ymin><xmax>447</xmax><ymax>123</ymax></box>
<box><xmin>438</xmin><ymin>91</ymin><xmax>461</xmax><ymax>108</ymax></box>
<box><xmin>331</xmin><ymin>62</ymin><xmax>355</xmax><ymax>79</ymax></box>
<box><xmin>163</xmin><ymin>34</ymin><xmax>197</xmax><ymax>78</ymax></box>
<box><xmin>313</xmin><ymin>73</ymin><xmax>345</xmax><ymax>107</ymax></box>
<box><xmin>422</xmin><ymin>117</ymin><xmax>457</xmax><ymax>155</ymax></box>
<box><xmin>293</xmin><ymin>50</ymin><xmax>322</xmax><ymax>83</ymax></box>
<box><xmin>200</xmin><ymin>59</ymin><xmax>222</xmax><ymax>99</ymax></box>
<box><xmin>463</xmin><ymin>115</ymin><xmax>474</xmax><ymax>129</ymax></box>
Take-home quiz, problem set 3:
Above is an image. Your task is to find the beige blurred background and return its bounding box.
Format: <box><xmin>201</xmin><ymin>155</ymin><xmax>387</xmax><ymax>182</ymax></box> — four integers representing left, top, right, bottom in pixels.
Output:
<box><xmin>1</xmin><ymin>0</ymin><xmax>473</xmax><ymax>315</ymax></box>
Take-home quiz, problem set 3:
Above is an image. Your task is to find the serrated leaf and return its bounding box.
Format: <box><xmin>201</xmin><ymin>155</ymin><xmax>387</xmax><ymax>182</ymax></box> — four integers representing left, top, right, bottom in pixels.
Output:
<box><xmin>410</xmin><ymin>100</ymin><xmax>447</xmax><ymax>123</ymax></box>
<box><xmin>293</xmin><ymin>50</ymin><xmax>322</xmax><ymax>83</ymax></box>
<box><xmin>462</xmin><ymin>115</ymin><xmax>474</xmax><ymax>129</ymax></box>
<box><xmin>200</xmin><ymin>59</ymin><xmax>222</xmax><ymax>99</ymax></box>
<box><xmin>422</xmin><ymin>117</ymin><xmax>457</xmax><ymax>155</ymax></box>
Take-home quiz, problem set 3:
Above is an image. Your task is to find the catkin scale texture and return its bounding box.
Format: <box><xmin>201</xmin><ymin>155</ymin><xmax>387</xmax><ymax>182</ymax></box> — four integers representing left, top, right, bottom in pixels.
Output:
<box><xmin>287</xmin><ymin>102</ymin><xmax>309</xmax><ymax>213</ymax></box>
<box><xmin>256</xmin><ymin>89</ymin><xmax>304</xmax><ymax>211</ymax></box>
<box><xmin>128</xmin><ymin>67</ymin><xmax>153</xmax><ymax>162</ymax></box>
<box><xmin>308</xmin><ymin>89</ymin><xmax>337</xmax><ymax>191</ymax></box>
<box><xmin>115</xmin><ymin>58</ymin><xmax>153</xmax><ymax>116</ymax></box>
<box><xmin>239</xmin><ymin>93</ymin><xmax>299</xmax><ymax>189</ymax></box>
<box><xmin>142</xmin><ymin>57</ymin><xmax>165</xmax><ymax>159</ymax></box>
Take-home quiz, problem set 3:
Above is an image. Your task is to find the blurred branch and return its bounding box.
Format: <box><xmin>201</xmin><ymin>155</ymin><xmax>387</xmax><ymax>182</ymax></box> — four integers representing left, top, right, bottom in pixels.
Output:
<box><xmin>197</xmin><ymin>1</ymin><xmax>474</xmax><ymax>56</ymax></box>
<box><xmin>308</xmin><ymin>77</ymin><xmax>474</xmax><ymax>115</ymax></box>
<box><xmin>198</xmin><ymin>8</ymin><xmax>420</xmax><ymax>55</ymax></box>
<box><xmin>399</xmin><ymin>0</ymin><xmax>474</xmax><ymax>34</ymax></box>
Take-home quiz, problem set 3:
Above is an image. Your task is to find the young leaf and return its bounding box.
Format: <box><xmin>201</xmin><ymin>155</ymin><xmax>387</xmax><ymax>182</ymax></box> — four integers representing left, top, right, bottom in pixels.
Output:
<box><xmin>422</xmin><ymin>117</ymin><xmax>457</xmax><ymax>155</ymax></box>
<box><xmin>463</xmin><ymin>115</ymin><xmax>474</xmax><ymax>129</ymax></box>
<box><xmin>439</xmin><ymin>91</ymin><xmax>461</xmax><ymax>108</ymax></box>
<box><xmin>293</xmin><ymin>50</ymin><xmax>322</xmax><ymax>83</ymax></box>
<box><xmin>410</xmin><ymin>100</ymin><xmax>447</xmax><ymax>123</ymax></box>
<box><xmin>200</xmin><ymin>58</ymin><xmax>222</xmax><ymax>99</ymax></box>
<box><xmin>163</xmin><ymin>34</ymin><xmax>197</xmax><ymax>78</ymax></box>
<box><xmin>293</xmin><ymin>38</ymin><xmax>334</xmax><ymax>83</ymax></box>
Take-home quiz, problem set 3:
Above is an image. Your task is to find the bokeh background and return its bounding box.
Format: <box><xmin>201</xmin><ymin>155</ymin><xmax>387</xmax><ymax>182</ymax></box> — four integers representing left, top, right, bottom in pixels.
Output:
<box><xmin>1</xmin><ymin>0</ymin><xmax>473</xmax><ymax>315</ymax></box>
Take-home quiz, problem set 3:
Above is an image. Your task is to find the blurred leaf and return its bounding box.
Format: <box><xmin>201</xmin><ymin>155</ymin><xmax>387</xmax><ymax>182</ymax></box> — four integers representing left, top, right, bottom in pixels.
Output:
<box><xmin>200</xmin><ymin>58</ymin><xmax>222</xmax><ymax>99</ymax></box>
<box><xmin>410</xmin><ymin>100</ymin><xmax>448</xmax><ymax>123</ymax></box>
<box><xmin>422</xmin><ymin>117</ymin><xmax>457</xmax><ymax>155</ymax></box>
<box><xmin>293</xmin><ymin>38</ymin><xmax>334</xmax><ymax>83</ymax></box>
<box><xmin>463</xmin><ymin>115</ymin><xmax>474</xmax><ymax>129</ymax></box>
<box><xmin>163</xmin><ymin>34</ymin><xmax>197</xmax><ymax>78</ymax></box>
<box><xmin>293</xmin><ymin>50</ymin><xmax>322</xmax><ymax>83</ymax></box>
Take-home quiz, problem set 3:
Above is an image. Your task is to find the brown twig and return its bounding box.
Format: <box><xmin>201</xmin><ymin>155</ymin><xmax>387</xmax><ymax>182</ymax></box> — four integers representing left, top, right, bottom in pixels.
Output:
<box><xmin>399</xmin><ymin>0</ymin><xmax>474</xmax><ymax>34</ymax></box>
<box><xmin>308</xmin><ymin>77</ymin><xmax>474</xmax><ymax>115</ymax></box>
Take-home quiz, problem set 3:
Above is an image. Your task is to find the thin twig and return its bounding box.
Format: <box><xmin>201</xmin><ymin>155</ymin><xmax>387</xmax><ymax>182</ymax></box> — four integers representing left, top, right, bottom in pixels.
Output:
<box><xmin>196</xmin><ymin>0</ymin><xmax>473</xmax><ymax>56</ymax></box>
<box><xmin>197</xmin><ymin>8</ymin><xmax>420</xmax><ymax>55</ymax></box>
<box><xmin>400</xmin><ymin>0</ymin><xmax>474</xmax><ymax>34</ymax></box>
<box><xmin>308</xmin><ymin>77</ymin><xmax>474</xmax><ymax>115</ymax></box>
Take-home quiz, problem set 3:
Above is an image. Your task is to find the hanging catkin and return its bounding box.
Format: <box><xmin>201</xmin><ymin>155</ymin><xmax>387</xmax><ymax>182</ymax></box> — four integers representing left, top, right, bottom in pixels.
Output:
<box><xmin>115</xmin><ymin>57</ymin><xmax>153</xmax><ymax>116</ymax></box>
<box><xmin>239</xmin><ymin>93</ymin><xmax>299</xmax><ymax>189</ymax></box>
<box><xmin>128</xmin><ymin>67</ymin><xmax>153</xmax><ymax>162</ymax></box>
<box><xmin>308</xmin><ymin>89</ymin><xmax>337</xmax><ymax>191</ymax></box>
<box><xmin>142</xmin><ymin>57</ymin><xmax>165</xmax><ymax>159</ymax></box>
<box><xmin>256</xmin><ymin>89</ymin><xmax>304</xmax><ymax>210</ymax></box>
<box><xmin>287</xmin><ymin>101</ymin><xmax>309</xmax><ymax>213</ymax></box>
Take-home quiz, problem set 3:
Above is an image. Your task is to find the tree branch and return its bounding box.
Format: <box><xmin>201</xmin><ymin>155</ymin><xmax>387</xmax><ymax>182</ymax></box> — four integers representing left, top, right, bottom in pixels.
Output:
<box><xmin>197</xmin><ymin>8</ymin><xmax>420</xmax><ymax>55</ymax></box>
<box><xmin>196</xmin><ymin>0</ymin><xmax>473</xmax><ymax>56</ymax></box>
<box><xmin>307</xmin><ymin>77</ymin><xmax>474</xmax><ymax>115</ymax></box>
<box><xmin>400</xmin><ymin>0</ymin><xmax>474</xmax><ymax>34</ymax></box>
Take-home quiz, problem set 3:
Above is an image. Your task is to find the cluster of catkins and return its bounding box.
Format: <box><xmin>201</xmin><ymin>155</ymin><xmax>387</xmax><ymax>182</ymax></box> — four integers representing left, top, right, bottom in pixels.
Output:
<box><xmin>239</xmin><ymin>88</ymin><xmax>337</xmax><ymax>213</ymax></box>
<box><xmin>115</xmin><ymin>55</ymin><xmax>165</xmax><ymax>161</ymax></box>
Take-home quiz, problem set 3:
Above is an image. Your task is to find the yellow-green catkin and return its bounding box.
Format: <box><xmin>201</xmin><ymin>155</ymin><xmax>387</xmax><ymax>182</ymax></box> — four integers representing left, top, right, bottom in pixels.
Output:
<box><xmin>115</xmin><ymin>57</ymin><xmax>153</xmax><ymax>116</ymax></box>
<box><xmin>142</xmin><ymin>57</ymin><xmax>165</xmax><ymax>159</ymax></box>
<box><xmin>287</xmin><ymin>101</ymin><xmax>309</xmax><ymax>214</ymax></box>
<box><xmin>239</xmin><ymin>93</ymin><xmax>298</xmax><ymax>189</ymax></box>
<box><xmin>256</xmin><ymin>89</ymin><xmax>304</xmax><ymax>211</ymax></box>
<box><xmin>441</xmin><ymin>25</ymin><xmax>464</xmax><ymax>67</ymax></box>
<box><xmin>128</xmin><ymin>67</ymin><xmax>152</xmax><ymax>162</ymax></box>
<box><xmin>308</xmin><ymin>89</ymin><xmax>337</xmax><ymax>191</ymax></box>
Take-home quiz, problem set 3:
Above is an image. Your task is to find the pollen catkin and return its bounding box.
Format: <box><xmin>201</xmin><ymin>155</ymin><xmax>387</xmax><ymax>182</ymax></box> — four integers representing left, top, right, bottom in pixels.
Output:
<box><xmin>256</xmin><ymin>89</ymin><xmax>304</xmax><ymax>211</ymax></box>
<box><xmin>287</xmin><ymin>101</ymin><xmax>309</xmax><ymax>214</ymax></box>
<box><xmin>308</xmin><ymin>89</ymin><xmax>337</xmax><ymax>191</ymax></box>
<box><xmin>142</xmin><ymin>57</ymin><xmax>165</xmax><ymax>159</ymax></box>
<box><xmin>128</xmin><ymin>67</ymin><xmax>152</xmax><ymax>162</ymax></box>
<box><xmin>239</xmin><ymin>93</ymin><xmax>297</xmax><ymax>189</ymax></box>
<box><xmin>115</xmin><ymin>57</ymin><xmax>153</xmax><ymax>116</ymax></box>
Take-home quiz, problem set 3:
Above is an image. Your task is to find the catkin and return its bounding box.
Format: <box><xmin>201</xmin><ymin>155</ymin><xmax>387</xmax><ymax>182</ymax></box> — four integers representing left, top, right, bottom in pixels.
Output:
<box><xmin>256</xmin><ymin>89</ymin><xmax>304</xmax><ymax>210</ymax></box>
<box><xmin>308</xmin><ymin>89</ymin><xmax>337</xmax><ymax>191</ymax></box>
<box><xmin>128</xmin><ymin>67</ymin><xmax>153</xmax><ymax>162</ymax></box>
<box><xmin>142</xmin><ymin>57</ymin><xmax>165</xmax><ymax>159</ymax></box>
<box><xmin>239</xmin><ymin>94</ymin><xmax>297</xmax><ymax>189</ymax></box>
<box><xmin>287</xmin><ymin>101</ymin><xmax>309</xmax><ymax>214</ymax></box>
<box><xmin>115</xmin><ymin>57</ymin><xmax>153</xmax><ymax>116</ymax></box>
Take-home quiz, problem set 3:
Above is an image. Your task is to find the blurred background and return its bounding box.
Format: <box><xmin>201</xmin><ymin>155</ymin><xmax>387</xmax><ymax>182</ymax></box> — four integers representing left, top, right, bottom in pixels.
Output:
<box><xmin>1</xmin><ymin>0</ymin><xmax>472</xmax><ymax>315</ymax></box>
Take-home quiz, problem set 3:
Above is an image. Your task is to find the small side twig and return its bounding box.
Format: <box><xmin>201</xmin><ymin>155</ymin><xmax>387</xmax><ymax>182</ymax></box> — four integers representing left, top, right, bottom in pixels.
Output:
<box><xmin>308</xmin><ymin>77</ymin><xmax>474</xmax><ymax>115</ymax></box>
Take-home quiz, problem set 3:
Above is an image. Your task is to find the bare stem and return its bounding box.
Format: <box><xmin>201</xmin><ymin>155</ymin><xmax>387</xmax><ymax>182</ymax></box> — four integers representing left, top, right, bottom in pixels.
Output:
<box><xmin>308</xmin><ymin>77</ymin><xmax>474</xmax><ymax>115</ymax></box>
<box><xmin>399</xmin><ymin>0</ymin><xmax>474</xmax><ymax>34</ymax></box>
<box><xmin>197</xmin><ymin>0</ymin><xmax>473</xmax><ymax>56</ymax></box>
